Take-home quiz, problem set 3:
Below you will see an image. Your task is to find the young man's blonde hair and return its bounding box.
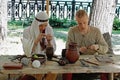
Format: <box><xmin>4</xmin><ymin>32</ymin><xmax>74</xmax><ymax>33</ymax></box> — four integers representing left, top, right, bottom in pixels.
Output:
<box><xmin>76</xmin><ymin>10</ymin><xmax>88</xmax><ymax>18</ymax></box>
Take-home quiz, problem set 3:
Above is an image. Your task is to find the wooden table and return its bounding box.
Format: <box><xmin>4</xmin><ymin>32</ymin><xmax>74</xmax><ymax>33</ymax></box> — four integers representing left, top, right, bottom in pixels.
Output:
<box><xmin>0</xmin><ymin>55</ymin><xmax>120</xmax><ymax>80</ymax></box>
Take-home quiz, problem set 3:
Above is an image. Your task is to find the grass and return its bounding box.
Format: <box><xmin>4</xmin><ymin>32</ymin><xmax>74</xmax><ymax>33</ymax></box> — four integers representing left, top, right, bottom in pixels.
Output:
<box><xmin>53</xmin><ymin>28</ymin><xmax>69</xmax><ymax>41</ymax></box>
<box><xmin>7</xmin><ymin>25</ymin><xmax>120</xmax><ymax>41</ymax></box>
<box><xmin>7</xmin><ymin>27</ymin><xmax>69</xmax><ymax>41</ymax></box>
<box><xmin>112</xmin><ymin>30</ymin><xmax>120</xmax><ymax>34</ymax></box>
<box><xmin>7</xmin><ymin>25</ymin><xmax>24</xmax><ymax>32</ymax></box>
<box><xmin>53</xmin><ymin>27</ymin><xmax>69</xmax><ymax>31</ymax></box>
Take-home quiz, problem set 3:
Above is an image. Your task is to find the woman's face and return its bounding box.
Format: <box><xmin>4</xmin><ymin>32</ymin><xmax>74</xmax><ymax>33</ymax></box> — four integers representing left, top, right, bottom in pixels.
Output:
<box><xmin>39</xmin><ymin>22</ymin><xmax>48</xmax><ymax>32</ymax></box>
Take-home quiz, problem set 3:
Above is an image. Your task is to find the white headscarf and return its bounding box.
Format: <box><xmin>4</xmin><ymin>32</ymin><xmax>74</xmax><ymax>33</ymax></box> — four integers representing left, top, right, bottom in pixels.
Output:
<box><xmin>30</xmin><ymin>11</ymin><xmax>49</xmax><ymax>39</ymax></box>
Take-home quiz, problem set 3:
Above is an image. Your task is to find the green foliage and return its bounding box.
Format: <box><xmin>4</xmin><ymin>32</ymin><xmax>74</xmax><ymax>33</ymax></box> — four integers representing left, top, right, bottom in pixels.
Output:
<box><xmin>7</xmin><ymin>20</ymin><xmax>22</xmax><ymax>30</ymax></box>
<box><xmin>8</xmin><ymin>20</ymin><xmax>32</xmax><ymax>30</ymax></box>
<box><xmin>113</xmin><ymin>16</ymin><xmax>120</xmax><ymax>30</ymax></box>
<box><xmin>8</xmin><ymin>16</ymin><xmax>77</xmax><ymax>30</ymax></box>
<box><xmin>69</xmin><ymin>20</ymin><xmax>77</xmax><ymax>27</ymax></box>
<box><xmin>8</xmin><ymin>15</ymin><xmax>34</xmax><ymax>30</ymax></box>
<box><xmin>49</xmin><ymin>16</ymin><xmax>77</xmax><ymax>28</ymax></box>
<box><xmin>112</xmin><ymin>30</ymin><xmax>120</xmax><ymax>34</ymax></box>
<box><xmin>49</xmin><ymin>16</ymin><xmax>63</xmax><ymax>28</ymax></box>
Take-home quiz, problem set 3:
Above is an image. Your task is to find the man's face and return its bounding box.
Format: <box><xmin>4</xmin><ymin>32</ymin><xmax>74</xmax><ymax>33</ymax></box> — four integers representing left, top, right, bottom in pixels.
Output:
<box><xmin>76</xmin><ymin>16</ymin><xmax>88</xmax><ymax>30</ymax></box>
<box><xmin>39</xmin><ymin>22</ymin><xmax>48</xmax><ymax>32</ymax></box>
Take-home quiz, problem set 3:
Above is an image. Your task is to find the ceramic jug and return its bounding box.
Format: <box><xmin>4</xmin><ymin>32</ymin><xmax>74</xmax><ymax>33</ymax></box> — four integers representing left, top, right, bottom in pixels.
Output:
<box><xmin>65</xmin><ymin>42</ymin><xmax>79</xmax><ymax>63</ymax></box>
<box><xmin>46</xmin><ymin>38</ymin><xmax>54</xmax><ymax>60</ymax></box>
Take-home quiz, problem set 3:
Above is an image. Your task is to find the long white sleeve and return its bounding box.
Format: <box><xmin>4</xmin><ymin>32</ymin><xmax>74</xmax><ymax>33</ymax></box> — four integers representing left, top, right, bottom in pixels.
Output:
<box><xmin>22</xmin><ymin>27</ymin><xmax>34</xmax><ymax>57</ymax></box>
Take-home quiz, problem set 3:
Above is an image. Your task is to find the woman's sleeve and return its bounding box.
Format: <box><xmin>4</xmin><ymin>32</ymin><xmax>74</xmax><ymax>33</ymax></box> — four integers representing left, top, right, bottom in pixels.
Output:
<box><xmin>22</xmin><ymin>27</ymin><xmax>34</xmax><ymax>57</ymax></box>
<box><xmin>47</xmin><ymin>27</ymin><xmax>56</xmax><ymax>51</ymax></box>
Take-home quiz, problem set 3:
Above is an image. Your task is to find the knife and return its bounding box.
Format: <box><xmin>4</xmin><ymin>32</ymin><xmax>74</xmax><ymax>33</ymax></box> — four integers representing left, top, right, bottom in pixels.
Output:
<box><xmin>82</xmin><ymin>59</ymin><xmax>99</xmax><ymax>66</ymax></box>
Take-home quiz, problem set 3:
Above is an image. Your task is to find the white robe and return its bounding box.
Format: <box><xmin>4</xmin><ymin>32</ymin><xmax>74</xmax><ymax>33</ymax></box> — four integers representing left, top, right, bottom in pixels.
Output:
<box><xmin>22</xmin><ymin>19</ymin><xmax>56</xmax><ymax>57</ymax></box>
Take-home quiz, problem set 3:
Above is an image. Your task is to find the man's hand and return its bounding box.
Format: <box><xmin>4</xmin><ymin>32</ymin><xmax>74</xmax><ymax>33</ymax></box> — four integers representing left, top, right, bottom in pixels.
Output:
<box><xmin>88</xmin><ymin>44</ymin><xmax>99</xmax><ymax>51</ymax></box>
<box><xmin>79</xmin><ymin>47</ymin><xmax>87</xmax><ymax>54</ymax></box>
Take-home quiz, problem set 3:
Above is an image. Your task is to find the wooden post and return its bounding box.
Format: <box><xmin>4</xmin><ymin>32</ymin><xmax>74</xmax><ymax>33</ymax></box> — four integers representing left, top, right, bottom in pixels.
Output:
<box><xmin>46</xmin><ymin>0</ymin><xmax>49</xmax><ymax>16</ymax></box>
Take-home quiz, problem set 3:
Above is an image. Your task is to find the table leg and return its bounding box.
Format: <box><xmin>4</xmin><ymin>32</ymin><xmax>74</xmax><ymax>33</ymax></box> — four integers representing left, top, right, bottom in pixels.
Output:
<box><xmin>8</xmin><ymin>74</ymin><xmax>10</xmax><ymax>80</ymax></box>
<box><xmin>109</xmin><ymin>73</ymin><xmax>114</xmax><ymax>80</ymax></box>
<box><xmin>45</xmin><ymin>73</ymin><xmax>57</xmax><ymax>80</ymax></box>
<box><xmin>32</xmin><ymin>74</ymin><xmax>43</xmax><ymax>80</ymax></box>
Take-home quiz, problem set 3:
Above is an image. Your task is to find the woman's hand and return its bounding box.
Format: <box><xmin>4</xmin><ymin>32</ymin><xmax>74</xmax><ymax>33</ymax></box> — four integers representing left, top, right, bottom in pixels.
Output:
<box><xmin>46</xmin><ymin>34</ymin><xmax>52</xmax><ymax>41</ymax></box>
<box><xmin>35</xmin><ymin>33</ymin><xmax>46</xmax><ymax>44</ymax></box>
<box><xmin>32</xmin><ymin>33</ymin><xmax>46</xmax><ymax>52</ymax></box>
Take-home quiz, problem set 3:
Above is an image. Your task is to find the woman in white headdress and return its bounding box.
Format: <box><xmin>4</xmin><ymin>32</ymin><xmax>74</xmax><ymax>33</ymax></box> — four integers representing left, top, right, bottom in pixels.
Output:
<box><xmin>22</xmin><ymin>11</ymin><xmax>56</xmax><ymax>57</ymax></box>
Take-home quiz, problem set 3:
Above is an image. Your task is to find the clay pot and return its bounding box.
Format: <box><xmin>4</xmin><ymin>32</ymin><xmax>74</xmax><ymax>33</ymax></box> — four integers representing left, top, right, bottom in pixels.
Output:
<box><xmin>65</xmin><ymin>42</ymin><xmax>79</xmax><ymax>63</ymax></box>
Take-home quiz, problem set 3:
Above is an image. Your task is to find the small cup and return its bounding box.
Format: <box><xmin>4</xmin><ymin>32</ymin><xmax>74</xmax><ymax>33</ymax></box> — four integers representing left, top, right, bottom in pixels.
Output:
<box><xmin>61</xmin><ymin>49</ymin><xmax>67</xmax><ymax>58</ymax></box>
<box><xmin>46</xmin><ymin>47</ymin><xmax>54</xmax><ymax>60</ymax></box>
